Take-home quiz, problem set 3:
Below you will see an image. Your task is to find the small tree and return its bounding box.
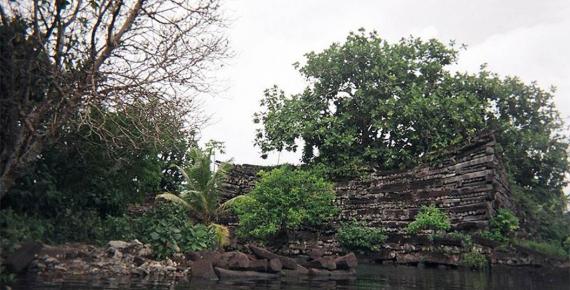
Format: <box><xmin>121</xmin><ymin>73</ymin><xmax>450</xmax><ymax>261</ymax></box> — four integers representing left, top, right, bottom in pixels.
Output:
<box><xmin>156</xmin><ymin>142</ymin><xmax>234</xmax><ymax>247</ymax></box>
<box><xmin>233</xmin><ymin>166</ymin><xmax>338</xmax><ymax>241</ymax></box>
<box><xmin>406</xmin><ymin>205</ymin><xmax>451</xmax><ymax>235</ymax></box>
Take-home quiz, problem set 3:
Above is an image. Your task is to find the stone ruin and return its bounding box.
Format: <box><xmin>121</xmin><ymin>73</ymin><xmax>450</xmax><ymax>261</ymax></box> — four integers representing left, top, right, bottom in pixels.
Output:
<box><xmin>221</xmin><ymin>133</ymin><xmax>515</xmax><ymax>234</ymax></box>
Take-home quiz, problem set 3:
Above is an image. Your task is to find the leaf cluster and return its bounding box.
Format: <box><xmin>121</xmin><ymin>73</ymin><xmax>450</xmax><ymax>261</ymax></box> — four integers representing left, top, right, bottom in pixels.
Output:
<box><xmin>406</xmin><ymin>205</ymin><xmax>451</xmax><ymax>234</ymax></box>
<box><xmin>337</xmin><ymin>221</ymin><xmax>386</xmax><ymax>252</ymax></box>
<box><xmin>233</xmin><ymin>166</ymin><xmax>338</xmax><ymax>241</ymax></box>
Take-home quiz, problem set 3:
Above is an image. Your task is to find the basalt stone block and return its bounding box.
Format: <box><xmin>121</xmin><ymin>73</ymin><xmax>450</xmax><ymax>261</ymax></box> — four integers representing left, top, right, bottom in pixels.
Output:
<box><xmin>308</xmin><ymin>256</ymin><xmax>336</xmax><ymax>270</ymax></box>
<box><xmin>268</xmin><ymin>258</ymin><xmax>283</xmax><ymax>273</ymax></box>
<box><xmin>191</xmin><ymin>260</ymin><xmax>218</xmax><ymax>280</ymax></box>
<box><xmin>334</xmin><ymin>252</ymin><xmax>358</xmax><ymax>270</ymax></box>
<box><xmin>249</xmin><ymin>245</ymin><xmax>298</xmax><ymax>270</ymax></box>
<box><xmin>214</xmin><ymin>267</ymin><xmax>279</xmax><ymax>280</ymax></box>
<box><xmin>6</xmin><ymin>241</ymin><xmax>43</xmax><ymax>273</ymax></box>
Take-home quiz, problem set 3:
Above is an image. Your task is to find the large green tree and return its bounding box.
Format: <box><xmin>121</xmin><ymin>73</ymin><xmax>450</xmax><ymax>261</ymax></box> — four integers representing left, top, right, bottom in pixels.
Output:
<box><xmin>254</xmin><ymin>30</ymin><xmax>569</xmax><ymax>226</ymax></box>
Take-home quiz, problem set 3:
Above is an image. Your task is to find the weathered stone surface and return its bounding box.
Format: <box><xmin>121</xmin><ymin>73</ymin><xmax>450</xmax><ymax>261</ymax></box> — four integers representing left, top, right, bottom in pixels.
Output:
<box><xmin>191</xmin><ymin>260</ymin><xmax>218</xmax><ymax>280</ymax></box>
<box><xmin>246</xmin><ymin>259</ymin><xmax>268</xmax><ymax>272</ymax></box>
<box><xmin>268</xmin><ymin>258</ymin><xmax>283</xmax><ymax>273</ymax></box>
<box><xmin>249</xmin><ymin>245</ymin><xmax>298</xmax><ymax>269</ymax></box>
<box><xmin>215</xmin><ymin>251</ymin><xmax>250</xmax><ymax>270</ymax></box>
<box><xmin>6</xmin><ymin>241</ymin><xmax>43</xmax><ymax>273</ymax></box>
<box><xmin>214</xmin><ymin>267</ymin><xmax>279</xmax><ymax>280</ymax></box>
<box><xmin>281</xmin><ymin>265</ymin><xmax>309</xmax><ymax>277</ymax></box>
<box><xmin>308</xmin><ymin>257</ymin><xmax>337</xmax><ymax>270</ymax></box>
<box><xmin>220</xmin><ymin>133</ymin><xmax>521</xmax><ymax>258</ymax></box>
<box><xmin>335</xmin><ymin>252</ymin><xmax>357</xmax><ymax>270</ymax></box>
<box><xmin>309</xmin><ymin>248</ymin><xmax>324</xmax><ymax>260</ymax></box>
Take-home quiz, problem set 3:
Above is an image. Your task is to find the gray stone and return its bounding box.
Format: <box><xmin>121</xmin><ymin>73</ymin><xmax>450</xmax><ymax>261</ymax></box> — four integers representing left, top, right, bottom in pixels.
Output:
<box><xmin>215</xmin><ymin>267</ymin><xmax>279</xmax><ymax>280</ymax></box>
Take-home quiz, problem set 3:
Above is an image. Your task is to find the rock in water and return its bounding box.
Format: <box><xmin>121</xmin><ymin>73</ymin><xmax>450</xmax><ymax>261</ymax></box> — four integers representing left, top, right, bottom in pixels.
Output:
<box><xmin>268</xmin><ymin>258</ymin><xmax>283</xmax><ymax>273</ymax></box>
<box><xmin>248</xmin><ymin>245</ymin><xmax>298</xmax><ymax>269</ymax></box>
<box><xmin>214</xmin><ymin>267</ymin><xmax>279</xmax><ymax>280</ymax></box>
<box><xmin>6</xmin><ymin>241</ymin><xmax>43</xmax><ymax>273</ymax></box>
<box><xmin>308</xmin><ymin>256</ymin><xmax>337</xmax><ymax>270</ymax></box>
<box><xmin>191</xmin><ymin>260</ymin><xmax>218</xmax><ymax>280</ymax></box>
<box><xmin>335</xmin><ymin>252</ymin><xmax>358</xmax><ymax>270</ymax></box>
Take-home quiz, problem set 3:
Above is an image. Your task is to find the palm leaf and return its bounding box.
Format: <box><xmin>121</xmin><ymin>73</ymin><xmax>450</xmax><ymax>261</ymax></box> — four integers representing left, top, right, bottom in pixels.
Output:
<box><xmin>156</xmin><ymin>192</ymin><xmax>193</xmax><ymax>210</ymax></box>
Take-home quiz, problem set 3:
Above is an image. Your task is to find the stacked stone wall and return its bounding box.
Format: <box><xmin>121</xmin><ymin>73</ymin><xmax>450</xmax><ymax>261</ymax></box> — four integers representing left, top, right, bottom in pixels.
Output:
<box><xmin>221</xmin><ymin>134</ymin><xmax>512</xmax><ymax>233</ymax></box>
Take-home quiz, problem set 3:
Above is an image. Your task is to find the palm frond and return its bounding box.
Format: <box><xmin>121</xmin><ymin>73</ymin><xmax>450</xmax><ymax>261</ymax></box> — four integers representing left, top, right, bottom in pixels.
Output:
<box><xmin>210</xmin><ymin>223</ymin><xmax>231</xmax><ymax>247</ymax></box>
<box><xmin>156</xmin><ymin>192</ymin><xmax>193</xmax><ymax>210</ymax></box>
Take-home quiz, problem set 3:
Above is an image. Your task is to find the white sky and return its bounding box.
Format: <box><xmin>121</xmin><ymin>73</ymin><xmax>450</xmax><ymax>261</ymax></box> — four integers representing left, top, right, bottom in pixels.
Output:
<box><xmin>199</xmin><ymin>0</ymin><xmax>570</xmax><ymax>166</ymax></box>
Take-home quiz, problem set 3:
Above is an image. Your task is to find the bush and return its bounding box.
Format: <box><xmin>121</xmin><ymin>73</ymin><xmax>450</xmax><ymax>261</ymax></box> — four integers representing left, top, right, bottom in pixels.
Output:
<box><xmin>563</xmin><ymin>237</ymin><xmax>570</xmax><ymax>254</ymax></box>
<box><xmin>132</xmin><ymin>204</ymin><xmax>216</xmax><ymax>259</ymax></box>
<box><xmin>337</xmin><ymin>222</ymin><xmax>386</xmax><ymax>252</ymax></box>
<box><xmin>406</xmin><ymin>205</ymin><xmax>451</xmax><ymax>234</ymax></box>
<box><xmin>233</xmin><ymin>166</ymin><xmax>338</xmax><ymax>240</ymax></box>
<box><xmin>438</xmin><ymin>231</ymin><xmax>473</xmax><ymax>247</ymax></box>
<box><xmin>461</xmin><ymin>250</ymin><xmax>488</xmax><ymax>270</ymax></box>
<box><xmin>480</xmin><ymin>209</ymin><xmax>519</xmax><ymax>243</ymax></box>
<box><xmin>0</xmin><ymin>209</ymin><xmax>51</xmax><ymax>254</ymax></box>
<box><xmin>490</xmin><ymin>209</ymin><xmax>519</xmax><ymax>237</ymax></box>
<box><xmin>514</xmin><ymin>239</ymin><xmax>568</xmax><ymax>258</ymax></box>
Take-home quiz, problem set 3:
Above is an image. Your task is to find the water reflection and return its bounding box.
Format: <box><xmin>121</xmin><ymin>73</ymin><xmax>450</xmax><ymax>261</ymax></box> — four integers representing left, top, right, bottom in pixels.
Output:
<box><xmin>10</xmin><ymin>264</ymin><xmax>570</xmax><ymax>290</ymax></box>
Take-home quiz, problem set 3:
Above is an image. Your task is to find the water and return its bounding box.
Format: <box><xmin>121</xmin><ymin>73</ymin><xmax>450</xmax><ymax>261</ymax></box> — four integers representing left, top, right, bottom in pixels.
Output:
<box><xmin>9</xmin><ymin>264</ymin><xmax>570</xmax><ymax>290</ymax></box>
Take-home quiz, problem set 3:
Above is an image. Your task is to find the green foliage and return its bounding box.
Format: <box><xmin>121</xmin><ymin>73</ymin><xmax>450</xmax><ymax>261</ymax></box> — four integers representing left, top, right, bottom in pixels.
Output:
<box><xmin>440</xmin><ymin>231</ymin><xmax>473</xmax><ymax>247</ymax></box>
<box><xmin>0</xmin><ymin>209</ymin><xmax>50</xmax><ymax>254</ymax></box>
<box><xmin>480</xmin><ymin>230</ymin><xmax>508</xmax><ymax>243</ymax></box>
<box><xmin>563</xmin><ymin>237</ymin><xmax>570</xmax><ymax>254</ymax></box>
<box><xmin>233</xmin><ymin>166</ymin><xmax>338</xmax><ymax>240</ymax></box>
<box><xmin>157</xmin><ymin>143</ymin><xmax>230</xmax><ymax>224</ymax></box>
<box><xmin>134</xmin><ymin>204</ymin><xmax>216</xmax><ymax>259</ymax></box>
<box><xmin>480</xmin><ymin>209</ymin><xmax>520</xmax><ymax>243</ymax></box>
<box><xmin>490</xmin><ymin>209</ymin><xmax>519</xmax><ymax>237</ymax></box>
<box><xmin>514</xmin><ymin>239</ymin><xmax>569</xmax><ymax>258</ymax></box>
<box><xmin>253</xmin><ymin>29</ymin><xmax>569</xmax><ymax>237</ymax></box>
<box><xmin>4</xmin><ymin>105</ymin><xmax>193</xmax><ymax>218</ymax></box>
<box><xmin>337</xmin><ymin>221</ymin><xmax>386</xmax><ymax>252</ymax></box>
<box><xmin>461</xmin><ymin>250</ymin><xmax>488</xmax><ymax>270</ymax></box>
<box><xmin>406</xmin><ymin>205</ymin><xmax>451</xmax><ymax>234</ymax></box>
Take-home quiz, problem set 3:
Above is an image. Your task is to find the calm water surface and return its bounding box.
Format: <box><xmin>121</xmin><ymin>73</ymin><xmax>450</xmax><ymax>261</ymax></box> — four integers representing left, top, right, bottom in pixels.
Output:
<box><xmin>10</xmin><ymin>264</ymin><xmax>570</xmax><ymax>290</ymax></box>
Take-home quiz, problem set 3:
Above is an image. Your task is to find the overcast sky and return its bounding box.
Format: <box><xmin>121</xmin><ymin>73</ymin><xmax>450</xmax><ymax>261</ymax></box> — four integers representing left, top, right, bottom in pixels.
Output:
<box><xmin>199</xmin><ymin>0</ymin><xmax>570</xmax><ymax>166</ymax></box>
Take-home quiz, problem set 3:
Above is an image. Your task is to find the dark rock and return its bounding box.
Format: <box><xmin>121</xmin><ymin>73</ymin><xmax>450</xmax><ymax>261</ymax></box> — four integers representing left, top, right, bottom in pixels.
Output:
<box><xmin>246</xmin><ymin>259</ymin><xmax>268</xmax><ymax>272</ymax></box>
<box><xmin>309</xmin><ymin>248</ymin><xmax>324</xmax><ymax>260</ymax></box>
<box><xmin>248</xmin><ymin>245</ymin><xmax>298</xmax><ymax>269</ymax></box>
<box><xmin>335</xmin><ymin>252</ymin><xmax>358</xmax><ymax>270</ymax></box>
<box><xmin>214</xmin><ymin>267</ymin><xmax>279</xmax><ymax>280</ymax></box>
<box><xmin>281</xmin><ymin>265</ymin><xmax>309</xmax><ymax>277</ymax></box>
<box><xmin>191</xmin><ymin>260</ymin><xmax>218</xmax><ymax>280</ymax></box>
<box><xmin>329</xmin><ymin>269</ymin><xmax>357</xmax><ymax>279</ymax></box>
<box><xmin>268</xmin><ymin>258</ymin><xmax>283</xmax><ymax>273</ymax></box>
<box><xmin>308</xmin><ymin>256</ymin><xmax>336</xmax><ymax>270</ymax></box>
<box><xmin>6</xmin><ymin>241</ymin><xmax>43</xmax><ymax>273</ymax></box>
<box><xmin>215</xmin><ymin>251</ymin><xmax>250</xmax><ymax>270</ymax></box>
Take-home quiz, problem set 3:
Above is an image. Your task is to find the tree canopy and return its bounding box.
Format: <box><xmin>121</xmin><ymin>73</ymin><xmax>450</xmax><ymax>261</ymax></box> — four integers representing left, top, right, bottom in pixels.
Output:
<box><xmin>254</xmin><ymin>29</ymin><xmax>569</xmax><ymax>221</ymax></box>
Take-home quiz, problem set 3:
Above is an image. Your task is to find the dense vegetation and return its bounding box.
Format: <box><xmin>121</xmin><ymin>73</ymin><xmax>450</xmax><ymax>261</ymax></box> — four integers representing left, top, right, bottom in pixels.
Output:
<box><xmin>254</xmin><ymin>29</ymin><xmax>570</xmax><ymax>244</ymax></box>
<box><xmin>233</xmin><ymin>166</ymin><xmax>338</xmax><ymax>241</ymax></box>
<box><xmin>337</xmin><ymin>221</ymin><xmax>387</xmax><ymax>252</ymax></box>
<box><xmin>406</xmin><ymin>205</ymin><xmax>451</xmax><ymax>235</ymax></box>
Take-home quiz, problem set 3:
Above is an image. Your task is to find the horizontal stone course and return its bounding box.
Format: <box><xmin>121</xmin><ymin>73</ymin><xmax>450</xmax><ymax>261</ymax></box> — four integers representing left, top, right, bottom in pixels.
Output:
<box><xmin>220</xmin><ymin>133</ymin><xmax>517</xmax><ymax>254</ymax></box>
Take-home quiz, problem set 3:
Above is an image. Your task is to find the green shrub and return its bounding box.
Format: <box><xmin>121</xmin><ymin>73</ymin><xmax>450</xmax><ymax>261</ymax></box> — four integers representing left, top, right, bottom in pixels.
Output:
<box><xmin>461</xmin><ymin>250</ymin><xmax>488</xmax><ymax>270</ymax></box>
<box><xmin>439</xmin><ymin>231</ymin><xmax>473</xmax><ymax>247</ymax></box>
<box><xmin>337</xmin><ymin>222</ymin><xmax>386</xmax><ymax>252</ymax></box>
<box><xmin>490</xmin><ymin>209</ymin><xmax>519</xmax><ymax>237</ymax></box>
<box><xmin>0</xmin><ymin>209</ymin><xmax>51</xmax><ymax>254</ymax></box>
<box><xmin>134</xmin><ymin>204</ymin><xmax>216</xmax><ymax>259</ymax></box>
<box><xmin>563</xmin><ymin>237</ymin><xmax>570</xmax><ymax>254</ymax></box>
<box><xmin>480</xmin><ymin>209</ymin><xmax>519</xmax><ymax>244</ymax></box>
<box><xmin>233</xmin><ymin>166</ymin><xmax>338</xmax><ymax>240</ymax></box>
<box><xmin>480</xmin><ymin>230</ymin><xmax>508</xmax><ymax>243</ymax></box>
<box><xmin>406</xmin><ymin>205</ymin><xmax>451</xmax><ymax>234</ymax></box>
<box><xmin>514</xmin><ymin>239</ymin><xmax>568</xmax><ymax>258</ymax></box>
